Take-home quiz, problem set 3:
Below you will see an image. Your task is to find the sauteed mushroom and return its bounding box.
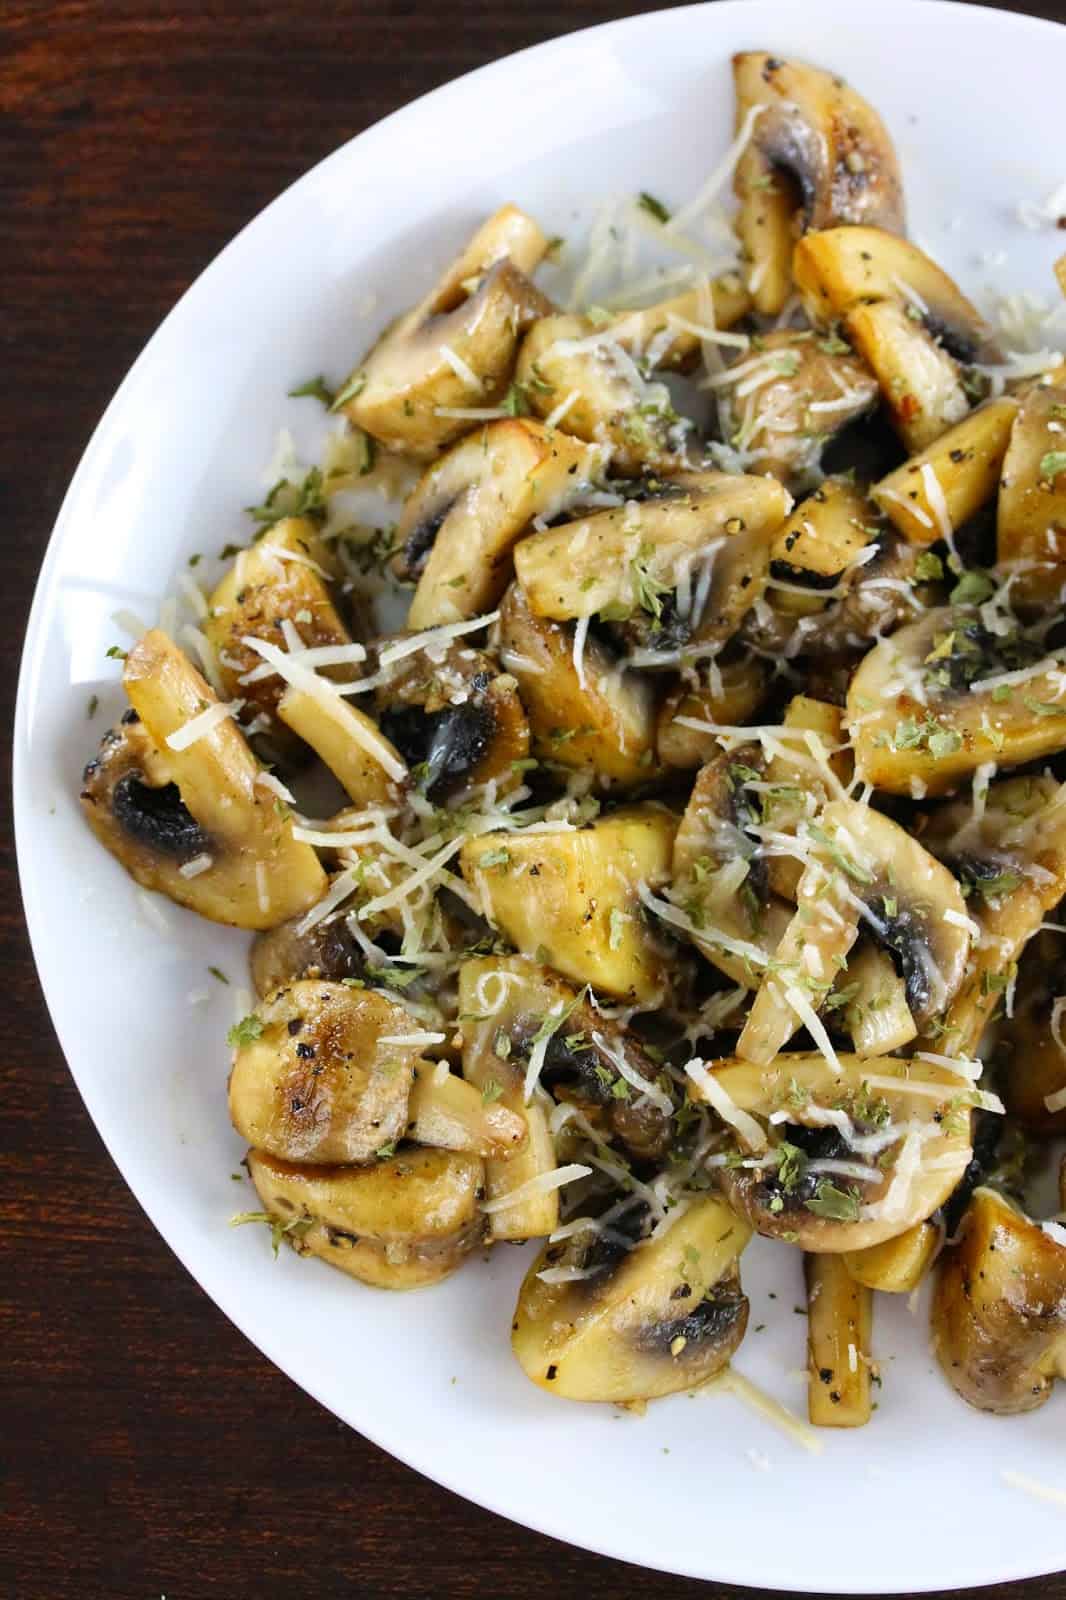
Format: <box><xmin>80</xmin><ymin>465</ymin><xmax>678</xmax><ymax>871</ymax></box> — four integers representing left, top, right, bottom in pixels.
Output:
<box><xmin>997</xmin><ymin>930</ymin><xmax>1066</xmax><ymax>1134</ymax></box>
<box><xmin>81</xmin><ymin>633</ymin><xmax>326</xmax><ymax>928</ymax></box>
<box><xmin>997</xmin><ymin>383</ymin><xmax>1066</xmax><ymax>605</ymax></box>
<box><xmin>932</xmin><ymin>1186</ymin><xmax>1066</xmax><ymax>1414</ymax></box>
<box><xmin>511</xmin><ymin>1195</ymin><xmax>750</xmax><ymax>1402</ymax></box>
<box><xmin>246</xmin><ymin>1146</ymin><xmax>485</xmax><ymax>1289</ymax></box>
<box><xmin>341</xmin><ymin>206</ymin><xmax>551</xmax><ymax>458</ymax></box>
<box><xmin>873</xmin><ymin>399</ymin><xmax>1018</xmax><ymax>546</ymax></box>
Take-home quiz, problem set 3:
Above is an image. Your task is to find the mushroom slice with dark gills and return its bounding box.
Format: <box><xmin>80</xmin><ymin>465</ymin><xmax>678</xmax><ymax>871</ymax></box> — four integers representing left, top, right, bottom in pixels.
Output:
<box><xmin>250</xmin><ymin>901</ymin><xmax>365</xmax><ymax>998</ymax></box>
<box><xmin>712</xmin><ymin>332</ymin><xmax>879</xmax><ymax>493</ymax></box>
<box><xmin>997</xmin><ymin>384</ymin><xmax>1066</xmax><ymax>608</ymax></box>
<box><xmin>737</xmin><ymin>798</ymin><xmax>971</xmax><ymax>1066</ymax></box>
<box><xmin>202</xmin><ymin>516</ymin><xmax>358</xmax><ymax>755</ymax></box>
<box><xmin>734</xmin><ymin>53</ymin><xmax>906</xmax><ymax>237</ymax></box>
<box><xmin>847</xmin><ymin>605</ymin><xmax>1066</xmax><ymax>798</ymax></box>
<box><xmin>794</xmin><ymin>228</ymin><xmax>997</xmax><ymax>454</ymax></box>
<box><xmin>81</xmin><ymin>632</ymin><xmax>326</xmax><ymax>929</ymax></box>
<box><xmin>461</xmin><ymin>807</ymin><xmax>678</xmax><ymax>1005</ymax></box>
<box><xmin>459</xmin><ymin>955</ymin><xmax>674</xmax><ymax>1219</ymax></box>
<box><xmin>915</xmin><ymin>774</ymin><xmax>1066</xmax><ymax>1057</ymax></box>
<box><xmin>997</xmin><ymin>930</ymin><xmax>1066</xmax><ymax>1134</ymax></box>
<box><xmin>497</xmin><ymin>581</ymin><xmax>658</xmax><ymax>785</ymax></box>
<box><xmin>245</xmin><ymin>1146</ymin><xmax>485</xmax><ymax>1290</ymax></box>
<box><xmin>513</xmin><ymin>472</ymin><xmax>791</xmax><ymax>667</ymax></box>
<box><xmin>687</xmin><ymin>1050</ymin><xmax>974</xmax><ymax>1252</ymax></box>
<box><xmin>228</xmin><ymin>980</ymin><xmax>429</xmax><ymax>1164</ymax></box>
<box><xmin>511</xmin><ymin>1194</ymin><xmax>750</xmax><ymax>1402</ymax></box>
<box><xmin>513</xmin><ymin>281</ymin><xmax>751</xmax><ymax>475</ymax></box>
<box><xmin>657</xmin><ymin>649</ymin><xmax>772</xmax><ymax>770</ymax></box>
<box><xmin>669</xmin><ymin>743</ymin><xmax>793</xmax><ymax>990</ymax></box>
<box><xmin>873</xmin><ymin>398</ymin><xmax>1019</xmax><ymax>548</ymax></box>
<box><xmin>338</xmin><ymin>205</ymin><xmax>552</xmax><ymax>460</ymax></box>
<box><xmin>932</xmin><ymin>1185</ymin><xmax>1066</xmax><ymax>1414</ymax></box>
<box><xmin>393</xmin><ymin>420</ymin><xmax>606</xmax><ymax>630</ymax></box>
<box><xmin>365</xmin><ymin>636</ymin><xmax>529</xmax><ymax>803</ymax></box>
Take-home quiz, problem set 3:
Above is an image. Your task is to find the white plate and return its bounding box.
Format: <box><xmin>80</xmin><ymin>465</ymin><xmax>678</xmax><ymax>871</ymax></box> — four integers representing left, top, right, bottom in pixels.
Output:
<box><xmin>16</xmin><ymin>1</ymin><xmax>1066</xmax><ymax>1587</ymax></box>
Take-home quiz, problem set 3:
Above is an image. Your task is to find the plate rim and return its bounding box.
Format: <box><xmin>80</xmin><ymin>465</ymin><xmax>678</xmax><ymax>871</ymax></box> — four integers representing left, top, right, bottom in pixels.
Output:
<box><xmin>15</xmin><ymin>0</ymin><xmax>1066</xmax><ymax>1588</ymax></box>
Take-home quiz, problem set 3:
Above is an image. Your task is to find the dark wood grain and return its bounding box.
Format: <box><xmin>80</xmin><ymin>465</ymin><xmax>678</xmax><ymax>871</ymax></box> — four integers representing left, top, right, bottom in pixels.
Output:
<box><xmin>3</xmin><ymin>3</ymin><xmax>1065</xmax><ymax>1596</ymax></box>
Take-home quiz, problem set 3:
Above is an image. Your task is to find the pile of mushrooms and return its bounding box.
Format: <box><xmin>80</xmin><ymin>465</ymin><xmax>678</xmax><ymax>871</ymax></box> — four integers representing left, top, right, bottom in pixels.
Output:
<box><xmin>80</xmin><ymin>48</ymin><xmax>1066</xmax><ymax>1420</ymax></box>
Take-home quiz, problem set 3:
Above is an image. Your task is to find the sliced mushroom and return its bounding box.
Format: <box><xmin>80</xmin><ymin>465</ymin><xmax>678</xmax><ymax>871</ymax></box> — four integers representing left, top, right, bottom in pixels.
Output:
<box><xmin>761</xmin><ymin>694</ymin><xmax>853</xmax><ymax>901</ymax></box>
<box><xmin>497</xmin><ymin>580</ymin><xmax>658</xmax><ymax>785</ymax></box>
<box><xmin>276</xmin><ymin>679</ymin><xmax>407</xmax><ymax>810</ymax></box>
<box><xmin>793</xmin><ymin>226</ymin><xmax>993</xmax><ymax>364</ymax></box>
<box><xmin>407</xmin><ymin>1059</ymin><xmax>527</xmax><ymax>1157</ymax></box>
<box><xmin>394</xmin><ymin>420</ymin><xmax>605</xmax><ymax>629</ymax></box>
<box><xmin>842</xmin><ymin>1220</ymin><xmax>939</xmax><ymax>1293</ymax></box>
<box><xmin>657</xmin><ymin>650</ymin><xmax>772</xmax><ymax>769</ymax></box>
<box><xmin>368</xmin><ymin>637</ymin><xmax>529</xmax><ymax>802</ymax></box>
<box><xmin>511</xmin><ymin>1194</ymin><xmax>750</xmax><ymax>1402</ymax></box>
<box><xmin>228</xmin><ymin>980</ymin><xmax>428</xmax><ymax>1163</ymax></box>
<box><xmin>462</xmin><ymin>954</ymin><xmax>673</xmax><ymax>1163</ymax></box>
<box><xmin>839</xmin><ymin>942</ymin><xmax>917</xmax><ymax>1058</ymax></box>
<box><xmin>769</xmin><ymin>477</ymin><xmax>878</xmax><ymax>595</ymax></box>
<box><xmin>873</xmin><ymin>398</ymin><xmax>1018</xmax><ymax>546</ymax></box>
<box><xmin>250</xmin><ymin>905</ymin><xmax>365</xmax><ymax>998</ymax></box>
<box><xmin>847</xmin><ymin>606</ymin><xmax>1066</xmax><ymax>797</ymax></box>
<box><xmin>341</xmin><ymin>205</ymin><xmax>552</xmax><ymax>459</ymax></box>
<box><xmin>460</xmin><ymin>807</ymin><xmax>678</xmax><ymax>1003</ymax></box>
<box><xmin>916</xmin><ymin>774</ymin><xmax>1066</xmax><ymax>1056</ymax></box>
<box><xmin>203</xmin><ymin>517</ymin><xmax>355</xmax><ymax>751</ymax></box>
<box><xmin>458</xmin><ymin>956</ymin><xmax>561</xmax><ymax>1240</ymax></box>
<box><xmin>733</xmin><ymin>54</ymin><xmax>905</xmax><ymax>239</ymax></box>
<box><xmin>246</xmin><ymin>1146</ymin><xmax>485</xmax><ymax>1289</ymax></box>
<box><xmin>515</xmin><ymin>283</ymin><xmax>751</xmax><ymax>474</ymax></box>
<box><xmin>691</xmin><ymin>1050</ymin><xmax>973</xmax><ymax>1252</ymax></box>
<box><xmin>513</xmin><ymin>473</ymin><xmax>791</xmax><ymax>666</ymax></box>
<box><xmin>804</xmin><ymin>1252</ymin><xmax>873</xmax><ymax>1427</ymax></box>
<box><xmin>670</xmin><ymin>744</ymin><xmax>793</xmax><ymax>989</ymax></box>
<box><xmin>742</xmin><ymin>519</ymin><xmax>928</xmax><ymax>659</ymax></box>
<box><xmin>715</xmin><ymin>331</ymin><xmax>878</xmax><ymax>490</ymax></box>
<box><xmin>737</xmin><ymin>798</ymin><xmax>970</xmax><ymax>1065</ymax></box>
<box><xmin>932</xmin><ymin>1185</ymin><xmax>1066</xmax><ymax>1414</ymax></box>
<box><xmin>997</xmin><ymin>384</ymin><xmax>1066</xmax><ymax>606</ymax></box>
<box><xmin>845</xmin><ymin>300</ymin><xmax>971</xmax><ymax>454</ymax></box>
<box><xmin>81</xmin><ymin>633</ymin><xmax>327</xmax><ymax>929</ymax></box>
<box><xmin>997</xmin><ymin>930</ymin><xmax>1066</xmax><ymax>1134</ymax></box>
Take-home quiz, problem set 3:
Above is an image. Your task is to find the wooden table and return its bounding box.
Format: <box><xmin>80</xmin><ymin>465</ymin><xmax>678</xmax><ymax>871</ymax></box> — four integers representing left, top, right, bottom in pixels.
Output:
<box><xmin>4</xmin><ymin>2</ymin><xmax>1065</xmax><ymax>1594</ymax></box>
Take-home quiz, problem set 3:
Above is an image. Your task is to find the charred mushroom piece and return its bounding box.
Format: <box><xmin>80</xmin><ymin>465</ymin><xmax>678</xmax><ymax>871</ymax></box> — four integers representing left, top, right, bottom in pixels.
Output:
<box><xmin>228</xmin><ymin>980</ymin><xmax>428</xmax><ymax>1163</ymax></box>
<box><xmin>81</xmin><ymin>633</ymin><xmax>326</xmax><ymax>929</ymax></box>
<box><xmin>793</xmin><ymin>226</ymin><xmax>993</xmax><ymax>365</ymax></box>
<box><xmin>341</xmin><ymin>206</ymin><xmax>551</xmax><ymax>458</ymax></box>
<box><xmin>407</xmin><ymin>1059</ymin><xmax>527</xmax><ymax>1157</ymax></box>
<box><xmin>874</xmin><ymin>399</ymin><xmax>1018</xmax><ymax>546</ymax></box>
<box><xmin>932</xmin><ymin>1186</ymin><xmax>1066</xmax><ymax>1414</ymax></box>
<box><xmin>997</xmin><ymin>930</ymin><xmax>1066</xmax><ymax>1134</ymax></box>
<box><xmin>916</xmin><ymin>774</ymin><xmax>1066</xmax><ymax>1056</ymax></box>
<box><xmin>369</xmin><ymin>638</ymin><xmax>529</xmax><ymax>802</ymax></box>
<box><xmin>515</xmin><ymin>284</ymin><xmax>751</xmax><ymax>473</ymax></box>
<box><xmin>460</xmin><ymin>807</ymin><xmax>678</xmax><ymax>1003</ymax></box>
<box><xmin>734</xmin><ymin>54</ymin><xmax>905</xmax><ymax>240</ymax></box>
<box><xmin>689</xmin><ymin>1050</ymin><xmax>973</xmax><ymax>1252</ymax></box>
<box><xmin>804</xmin><ymin>1253</ymin><xmax>873</xmax><ymax>1427</ymax></box>
<box><xmin>513</xmin><ymin>473</ymin><xmax>791</xmax><ymax>665</ymax></box>
<box><xmin>511</xmin><ymin>1194</ymin><xmax>750</xmax><ymax>1402</ymax></box>
<box><xmin>670</xmin><ymin>744</ymin><xmax>793</xmax><ymax>989</ymax></box>
<box><xmin>246</xmin><ymin>1146</ymin><xmax>485</xmax><ymax>1289</ymax></box>
<box><xmin>497</xmin><ymin>581</ymin><xmax>658</xmax><ymax>785</ymax></box>
<box><xmin>715</xmin><ymin>332</ymin><xmax>879</xmax><ymax>491</ymax></box>
<box><xmin>394</xmin><ymin>420</ymin><xmax>605</xmax><ymax>629</ymax></box>
<box><xmin>737</xmin><ymin>798</ymin><xmax>970</xmax><ymax>1064</ymax></box>
<box><xmin>997</xmin><ymin>384</ymin><xmax>1066</xmax><ymax>606</ymax></box>
<box><xmin>842</xmin><ymin>1220</ymin><xmax>939</xmax><ymax>1293</ymax></box>
<box><xmin>202</xmin><ymin>517</ymin><xmax>356</xmax><ymax>751</ymax></box>
<box><xmin>848</xmin><ymin>606</ymin><xmax>1066</xmax><ymax>797</ymax></box>
<box><xmin>657</xmin><ymin>650</ymin><xmax>772</xmax><ymax>769</ymax></box>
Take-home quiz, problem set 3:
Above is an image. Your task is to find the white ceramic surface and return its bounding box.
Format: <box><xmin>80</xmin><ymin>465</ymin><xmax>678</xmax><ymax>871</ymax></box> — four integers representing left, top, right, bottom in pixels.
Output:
<box><xmin>15</xmin><ymin>2</ymin><xmax>1066</xmax><ymax>1587</ymax></box>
